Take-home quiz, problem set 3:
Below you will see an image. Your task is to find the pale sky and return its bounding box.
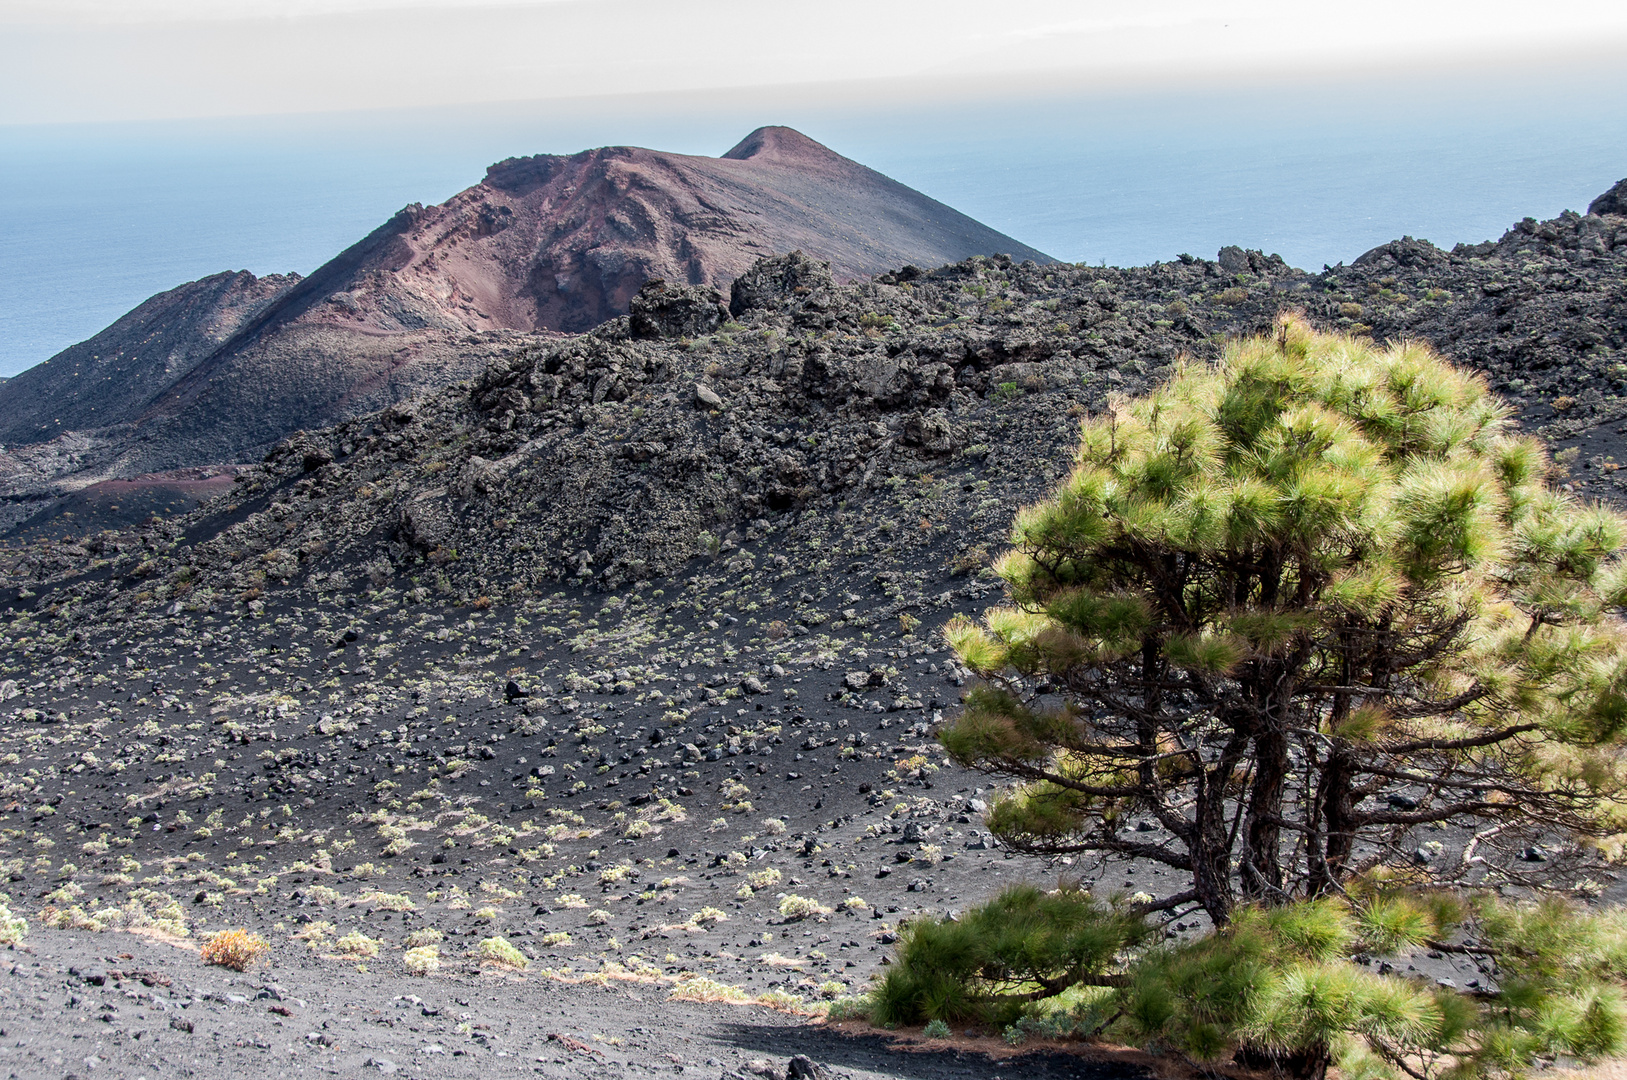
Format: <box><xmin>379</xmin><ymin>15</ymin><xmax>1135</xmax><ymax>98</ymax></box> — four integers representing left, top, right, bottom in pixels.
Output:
<box><xmin>2</xmin><ymin>0</ymin><xmax>1626</xmax><ymax>125</ymax></box>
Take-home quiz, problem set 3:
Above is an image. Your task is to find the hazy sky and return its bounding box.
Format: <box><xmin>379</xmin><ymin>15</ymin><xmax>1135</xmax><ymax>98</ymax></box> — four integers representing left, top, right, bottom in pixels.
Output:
<box><xmin>5</xmin><ymin>0</ymin><xmax>1627</xmax><ymax>125</ymax></box>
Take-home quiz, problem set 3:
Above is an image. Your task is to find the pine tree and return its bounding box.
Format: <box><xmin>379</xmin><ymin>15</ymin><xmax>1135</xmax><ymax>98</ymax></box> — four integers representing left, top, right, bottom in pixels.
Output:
<box><xmin>941</xmin><ymin>316</ymin><xmax>1627</xmax><ymax>926</ymax></box>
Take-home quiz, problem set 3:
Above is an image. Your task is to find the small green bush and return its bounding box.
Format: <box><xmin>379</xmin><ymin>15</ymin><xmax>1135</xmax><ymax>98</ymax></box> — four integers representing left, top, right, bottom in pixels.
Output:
<box><xmin>778</xmin><ymin>894</ymin><xmax>831</xmax><ymax>921</ymax></box>
<box><xmin>871</xmin><ymin>886</ymin><xmax>1627</xmax><ymax>1080</ymax></box>
<box><xmin>869</xmin><ymin>884</ymin><xmax>1147</xmax><ymax>1027</ymax></box>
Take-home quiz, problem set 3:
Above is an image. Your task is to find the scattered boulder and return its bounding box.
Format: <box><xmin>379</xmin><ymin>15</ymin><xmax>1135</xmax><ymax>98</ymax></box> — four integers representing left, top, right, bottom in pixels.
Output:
<box><xmin>1588</xmin><ymin>177</ymin><xmax>1627</xmax><ymax>217</ymax></box>
<box><xmin>728</xmin><ymin>251</ymin><xmax>835</xmax><ymax>317</ymax></box>
<box><xmin>1353</xmin><ymin>236</ymin><xmax>1448</xmax><ymax>270</ymax></box>
<box><xmin>786</xmin><ymin>1056</ymin><xmax>832</xmax><ymax>1080</ymax></box>
<box><xmin>629</xmin><ymin>279</ymin><xmax>729</xmax><ymax>340</ymax></box>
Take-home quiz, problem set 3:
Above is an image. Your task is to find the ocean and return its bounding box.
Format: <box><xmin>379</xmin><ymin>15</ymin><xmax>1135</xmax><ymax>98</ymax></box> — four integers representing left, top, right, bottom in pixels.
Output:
<box><xmin>2</xmin><ymin>66</ymin><xmax>1624</xmax><ymax>378</ymax></box>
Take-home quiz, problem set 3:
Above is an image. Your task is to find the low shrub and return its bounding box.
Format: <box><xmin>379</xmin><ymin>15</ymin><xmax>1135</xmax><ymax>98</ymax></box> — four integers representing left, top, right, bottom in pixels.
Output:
<box><xmin>333</xmin><ymin>931</ymin><xmax>379</xmax><ymax>958</ymax></box>
<box><xmin>826</xmin><ymin>996</ymin><xmax>872</xmax><ymax>1022</ymax></box>
<box><xmin>688</xmin><ymin>907</ymin><xmax>727</xmax><ymax>927</ymax></box>
<box><xmin>670</xmin><ymin>976</ymin><xmax>748</xmax><ymax>1003</ymax></box>
<box><xmin>477</xmin><ymin>936</ymin><xmax>528</xmax><ymax>969</ymax></box>
<box><xmin>778</xmin><ymin>894</ymin><xmax>831</xmax><ymax>921</ymax></box>
<box><xmin>869</xmin><ymin>885</ymin><xmax>1627</xmax><ymax>1079</ymax></box>
<box><xmin>403</xmin><ymin>944</ymin><xmax>440</xmax><ymax>976</ymax></box>
<box><xmin>295</xmin><ymin>919</ymin><xmax>336</xmax><ymax>945</ymax></box>
<box><xmin>356</xmin><ymin>889</ymin><xmax>414</xmax><ymax>911</ymax></box>
<box><xmin>870</xmin><ymin>884</ymin><xmax>1146</xmax><ymax>1028</ymax></box>
<box><xmin>201</xmin><ymin>929</ymin><xmax>269</xmax><ymax>971</ymax></box>
<box><xmin>756</xmin><ymin>988</ymin><xmax>803</xmax><ymax>1011</ymax></box>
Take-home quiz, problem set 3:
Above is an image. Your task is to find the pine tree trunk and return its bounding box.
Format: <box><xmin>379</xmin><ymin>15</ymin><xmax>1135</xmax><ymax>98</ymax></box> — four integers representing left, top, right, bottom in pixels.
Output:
<box><xmin>1242</xmin><ymin>722</ymin><xmax>1288</xmax><ymax>901</ymax></box>
<box><xmin>1312</xmin><ymin>740</ymin><xmax>1356</xmax><ymax>895</ymax></box>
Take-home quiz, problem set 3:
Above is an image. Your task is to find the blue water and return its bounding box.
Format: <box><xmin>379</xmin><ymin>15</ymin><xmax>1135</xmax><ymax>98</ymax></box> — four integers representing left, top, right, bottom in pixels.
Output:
<box><xmin>2</xmin><ymin>67</ymin><xmax>1625</xmax><ymax>378</ymax></box>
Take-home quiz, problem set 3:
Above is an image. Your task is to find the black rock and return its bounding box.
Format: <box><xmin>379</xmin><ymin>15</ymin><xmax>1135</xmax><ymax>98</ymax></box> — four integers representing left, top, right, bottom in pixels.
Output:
<box><xmin>786</xmin><ymin>1056</ymin><xmax>832</xmax><ymax>1080</ymax></box>
<box><xmin>728</xmin><ymin>251</ymin><xmax>835</xmax><ymax>318</ymax></box>
<box><xmin>1589</xmin><ymin>177</ymin><xmax>1627</xmax><ymax>218</ymax></box>
<box><xmin>629</xmin><ymin>279</ymin><xmax>728</xmax><ymax>340</ymax></box>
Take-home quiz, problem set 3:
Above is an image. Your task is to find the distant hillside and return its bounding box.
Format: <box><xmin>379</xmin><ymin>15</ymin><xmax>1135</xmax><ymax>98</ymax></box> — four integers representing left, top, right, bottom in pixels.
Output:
<box><xmin>0</xmin><ymin>270</ymin><xmax>297</xmax><ymax>449</ymax></box>
<box><xmin>0</xmin><ymin>127</ymin><xmax>1052</xmax><ymax>530</ymax></box>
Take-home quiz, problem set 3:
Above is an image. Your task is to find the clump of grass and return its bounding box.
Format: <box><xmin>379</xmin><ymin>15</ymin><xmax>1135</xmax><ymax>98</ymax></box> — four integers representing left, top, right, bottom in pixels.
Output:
<box><xmin>669</xmin><ymin>976</ymin><xmax>748</xmax><ymax>1003</ymax></box>
<box><xmin>403</xmin><ymin>927</ymin><xmax>443</xmax><ymax>949</ymax></box>
<box><xmin>756</xmin><ymin>988</ymin><xmax>803</xmax><ymax>1011</ymax></box>
<box><xmin>826</xmin><ymin>996</ymin><xmax>872</xmax><ymax>1022</ymax></box>
<box><xmin>333</xmin><ymin>931</ymin><xmax>380</xmax><ymax>958</ymax></box>
<box><xmin>357</xmin><ymin>889</ymin><xmax>414</xmax><ymax>911</ymax></box>
<box><xmin>477</xmin><ymin>936</ymin><xmax>528</xmax><ymax>970</ymax></box>
<box><xmin>778</xmin><ymin>895</ymin><xmax>832</xmax><ymax>921</ymax></box>
<box><xmin>688</xmin><ymin>907</ymin><xmax>727</xmax><ymax>927</ymax></box>
<box><xmin>403</xmin><ymin>945</ymin><xmax>440</xmax><ymax>976</ymax></box>
<box><xmin>540</xmin><ymin>931</ymin><xmax>572</xmax><ymax>947</ymax></box>
<box><xmin>923</xmin><ymin>1018</ymin><xmax>952</xmax><ymax>1039</ymax></box>
<box><xmin>201</xmin><ymin>929</ymin><xmax>269</xmax><ymax>971</ymax></box>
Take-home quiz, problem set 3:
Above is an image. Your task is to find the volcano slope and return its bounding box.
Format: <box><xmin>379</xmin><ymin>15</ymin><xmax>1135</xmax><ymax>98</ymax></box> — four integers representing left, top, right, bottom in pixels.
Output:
<box><xmin>0</xmin><ymin>126</ymin><xmax>1052</xmax><ymax>533</ymax></box>
<box><xmin>0</xmin><ymin>193</ymin><xmax>1624</xmax><ymax>1078</ymax></box>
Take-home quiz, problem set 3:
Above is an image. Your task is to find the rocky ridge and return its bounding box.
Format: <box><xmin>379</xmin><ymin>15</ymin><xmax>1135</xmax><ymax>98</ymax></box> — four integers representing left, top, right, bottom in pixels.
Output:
<box><xmin>10</xmin><ymin>182</ymin><xmax>1627</xmax><ymax>602</ymax></box>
